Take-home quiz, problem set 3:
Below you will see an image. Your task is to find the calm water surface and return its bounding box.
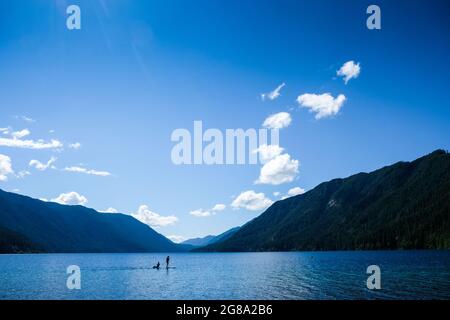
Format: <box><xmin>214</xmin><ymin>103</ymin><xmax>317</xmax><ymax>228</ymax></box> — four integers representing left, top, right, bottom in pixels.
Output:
<box><xmin>0</xmin><ymin>251</ymin><xmax>449</xmax><ymax>299</ymax></box>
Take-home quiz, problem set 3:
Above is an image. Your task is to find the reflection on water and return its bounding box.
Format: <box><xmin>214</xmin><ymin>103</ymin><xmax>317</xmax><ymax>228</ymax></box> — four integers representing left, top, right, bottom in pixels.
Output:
<box><xmin>0</xmin><ymin>251</ymin><xmax>449</xmax><ymax>299</ymax></box>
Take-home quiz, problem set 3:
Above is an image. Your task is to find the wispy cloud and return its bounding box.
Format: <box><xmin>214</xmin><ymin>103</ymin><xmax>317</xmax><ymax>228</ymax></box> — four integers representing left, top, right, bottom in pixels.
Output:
<box><xmin>212</xmin><ymin>203</ymin><xmax>226</xmax><ymax>211</ymax></box>
<box><xmin>29</xmin><ymin>156</ymin><xmax>57</xmax><ymax>171</ymax></box>
<box><xmin>190</xmin><ymin>203</ymin><xmax>226</xmax><ymax>218</ymax></box>
<box><xmin>17</xmin><ymin>170</ymin><xmax>31</xmax><ymax>179</ymax></box>
<box><xmin>69</xmin><ymin>142</ymin><xmax>81</xmax><ymax>149</ymax></box>
<box><xmin>0</xmin><ymin>137</ymin><xmax>63</xmax><ymax>149</ymax></box>
<box><xmin>14</xmin><ymin>115</ymin><xmax>35</xmax><ymax>123</ymax></box>
<box><xmin>190</xmin><ymin>209</ymin><xmax>212</xmax><ymax>217</ymax></box>
<box><xmin>11</xmin><ymin>129</ymin><xmax>30</xmax><ymax>139</ymax></box>
<box><xmin>100</xmin><ymin>207</ymin><xmax>118</xmax><ymax>213</ymax></box>
<box><xmin>63</xmin><ymin>166</ymin><xmax>111</xmax><ymax>177</ymax></box>
<box><xmin>261</xmin><ymin>83</ymin><xmax>285</xmax><ymax>101</ymax></box>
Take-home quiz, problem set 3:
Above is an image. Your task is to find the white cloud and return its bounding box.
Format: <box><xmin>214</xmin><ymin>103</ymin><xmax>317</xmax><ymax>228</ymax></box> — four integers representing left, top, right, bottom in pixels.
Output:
<box><xmin>261</xmin><ymin>83</ymin><xmax>285</xmax><ymax>101</ymax></box>
<box><xmin>262</xmin><ymin>112</ymin><xmax>292</xmax><ymax>129</ymax></box>
<box><xmin>190</xmin><ymin>203</ymin><xmax>226</xmax><ymax>218</ymax></box>
<box><xmin>256</xmin><ymin>153</ymin><xmax>299</xmax><ymax>185</ymax></box>
<box><xmin>297</xmin><ymin>93</ymin><xmax>346</xmax><ymax>119</ymax></box>
<box><xmin>280</xmin><ymin>187</ymin><xmax>306</xmax><ymax>200</ymax></box>
<box><xmin>0</xmin><ymin>154</ymin><xmax>13</xmax><ymax>181</ymax></box>
<box><xmin>288</xmin><ymin>186</ymin><xmax>306</xmax><ymax>196</ymax></box>
<box><xmin>69</xmin><ymin>142</ymin><xmax>81</xmax><ymax>149</ymax></box>
<box><xmin>212</xmin><ymin>203</ymin><xmax>226</xmax><ymax>211</ymax></box>
<box><xmin>24</xmin><ymin>117</ymin><xmax>35</xmax><ymax>123</ymax></box>
<box><xmin>29</xmin><ymin>156</ymin><xmax>57</xmax><ymax>171</ymax></box>
<box><xmin>100</xmin><ymin>207</ymin><xmax>118</xmax><ymax>213</ymax></box>
<box><xmin>17</xmin><ymin>170</ymin><xmax>31</xmax><ymax>178</ymax></box>
<box><xmin>167</xmin><ymin>235</ymin><xmax>186</xmax><ymax>243</ymax></box>
<box><xmin>190</xmin><ymin>209</ymin><xmax>212</xmax><ymax>217</ymax></box>
<box><xmin>51</xmin><ymin>191</ymin><xmax>88</xmax><ymax>205</ymax></box>
<box><xmin>132</xmin><ymin>205</ymin><xmax>178</xmax><ymax>227</ymax></box>
<box><xmin>254</xmin><ymin>145</ymin><xmax>300</xmax><ymax>185</ymax></box>
<box><xmin>253</xmin><ymin>144</ymin><xmax>284</xmax><ymax>164</ymax></box>
<box><xmin>281</xmin><ymin>187</ymin><xmax>306</xmax><ymax>199</ymax></box>
<box><xmin>63</xmin><ymin>166</ymin><xmax>111</xmax><ymax>177</ymax></box>
<box><xmin>14</xmin><ymin>115</ymin><xmax>35</xmax><ymax>123</ymax></box>
<box><xmin>337</xmin><ymin>60</ymin><xmax>361</xmax><ymax>84</ymax></box>
<box><xmin>0</xmin><ymin>137</ymin><xmax>63</xmax><ymax>149</ymax></box>
<box><xmin>273</xmin><ymin>191</ymin><xmax>280</xmax><ymax>197</ymax></box>
<box><xmin>231</xmin><ymin>190</ymin><xmax>273</xmax><ymax>211</ymax></box>
<box><xmin>11</xmin><ymin>129</ymin><xmax>30</xmax><ymax>139</ymax></box>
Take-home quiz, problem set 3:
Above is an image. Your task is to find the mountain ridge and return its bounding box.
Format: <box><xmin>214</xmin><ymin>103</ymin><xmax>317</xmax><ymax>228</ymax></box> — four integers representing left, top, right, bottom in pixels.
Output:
<box><xmin>197</xmin><ymin>149</ymin><xmax>450</xmax><ymax>252</ymax></box>
<box><xmin>182</xmin><ymin>227</ymin><xmax>240</xmax><ymax>247</ymax></box>
<box><xmin>2</xmin><ymin>150</ymin><xmax>449</xmax><ymax>253</ymax></box>
<box><xmin>0</xmin><ymin>190</ymin><xmax>189</xmax><ymax>253</ymax></box>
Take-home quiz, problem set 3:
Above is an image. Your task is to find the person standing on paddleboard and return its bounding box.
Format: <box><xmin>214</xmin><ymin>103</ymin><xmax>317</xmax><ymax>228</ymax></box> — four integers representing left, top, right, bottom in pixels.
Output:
<box><xmin>166</xmin><ymin>256</ymin><xmax>170</xmax><ymax>269</ymax></box>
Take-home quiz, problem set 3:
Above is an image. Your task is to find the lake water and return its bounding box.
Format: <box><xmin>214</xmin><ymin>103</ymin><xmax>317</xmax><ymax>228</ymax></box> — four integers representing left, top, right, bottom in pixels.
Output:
<box><xmin>0</xmin><ymin>251</ymin><xmax>449</xmax><ymax>300</ymax></box>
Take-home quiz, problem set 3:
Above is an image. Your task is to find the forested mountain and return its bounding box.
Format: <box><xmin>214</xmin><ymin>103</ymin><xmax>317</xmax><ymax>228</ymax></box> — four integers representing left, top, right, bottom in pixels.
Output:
<box><xmin>199</xmin><ymin>150</ymin><xmax>450</xmax><ymax>252</ymax></box>
<box><xmin>0</xmin><ymin>190</ymin><xmax>188</xmax><ymax>253</ymax></box>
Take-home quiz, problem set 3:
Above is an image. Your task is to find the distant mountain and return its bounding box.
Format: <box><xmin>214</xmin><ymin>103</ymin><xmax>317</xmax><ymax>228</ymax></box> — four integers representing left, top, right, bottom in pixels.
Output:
<box><xmin>212</xmin><ymin>227</ymin><xmax>241</xmax><ymax>244</ymax></box>
<box><xmin>182</xmin><ymin>235</ymin><xmax>216</xmax><ymax>247</ymax></box>
<box><xmin>182</xmin><ymin>227</ymin><xmax>240</xmax><ymax>247</ymax></box>
<box><xmin>0</xmin><ymin>190</ymin><xmax>189</xmax><ymax>253</ymax></box>
<box><xmin>199</xmin><ymin>150</ymin><xmax>450</xmax><ymax>252</ymax></box>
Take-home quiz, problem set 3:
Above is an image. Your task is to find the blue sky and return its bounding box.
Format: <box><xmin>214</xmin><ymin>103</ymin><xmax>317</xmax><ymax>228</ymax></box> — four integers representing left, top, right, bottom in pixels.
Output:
<box><xmin>0</xmin><ymin>0</ymin><xmax>449</xmax><ymax>241</ymax></box>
